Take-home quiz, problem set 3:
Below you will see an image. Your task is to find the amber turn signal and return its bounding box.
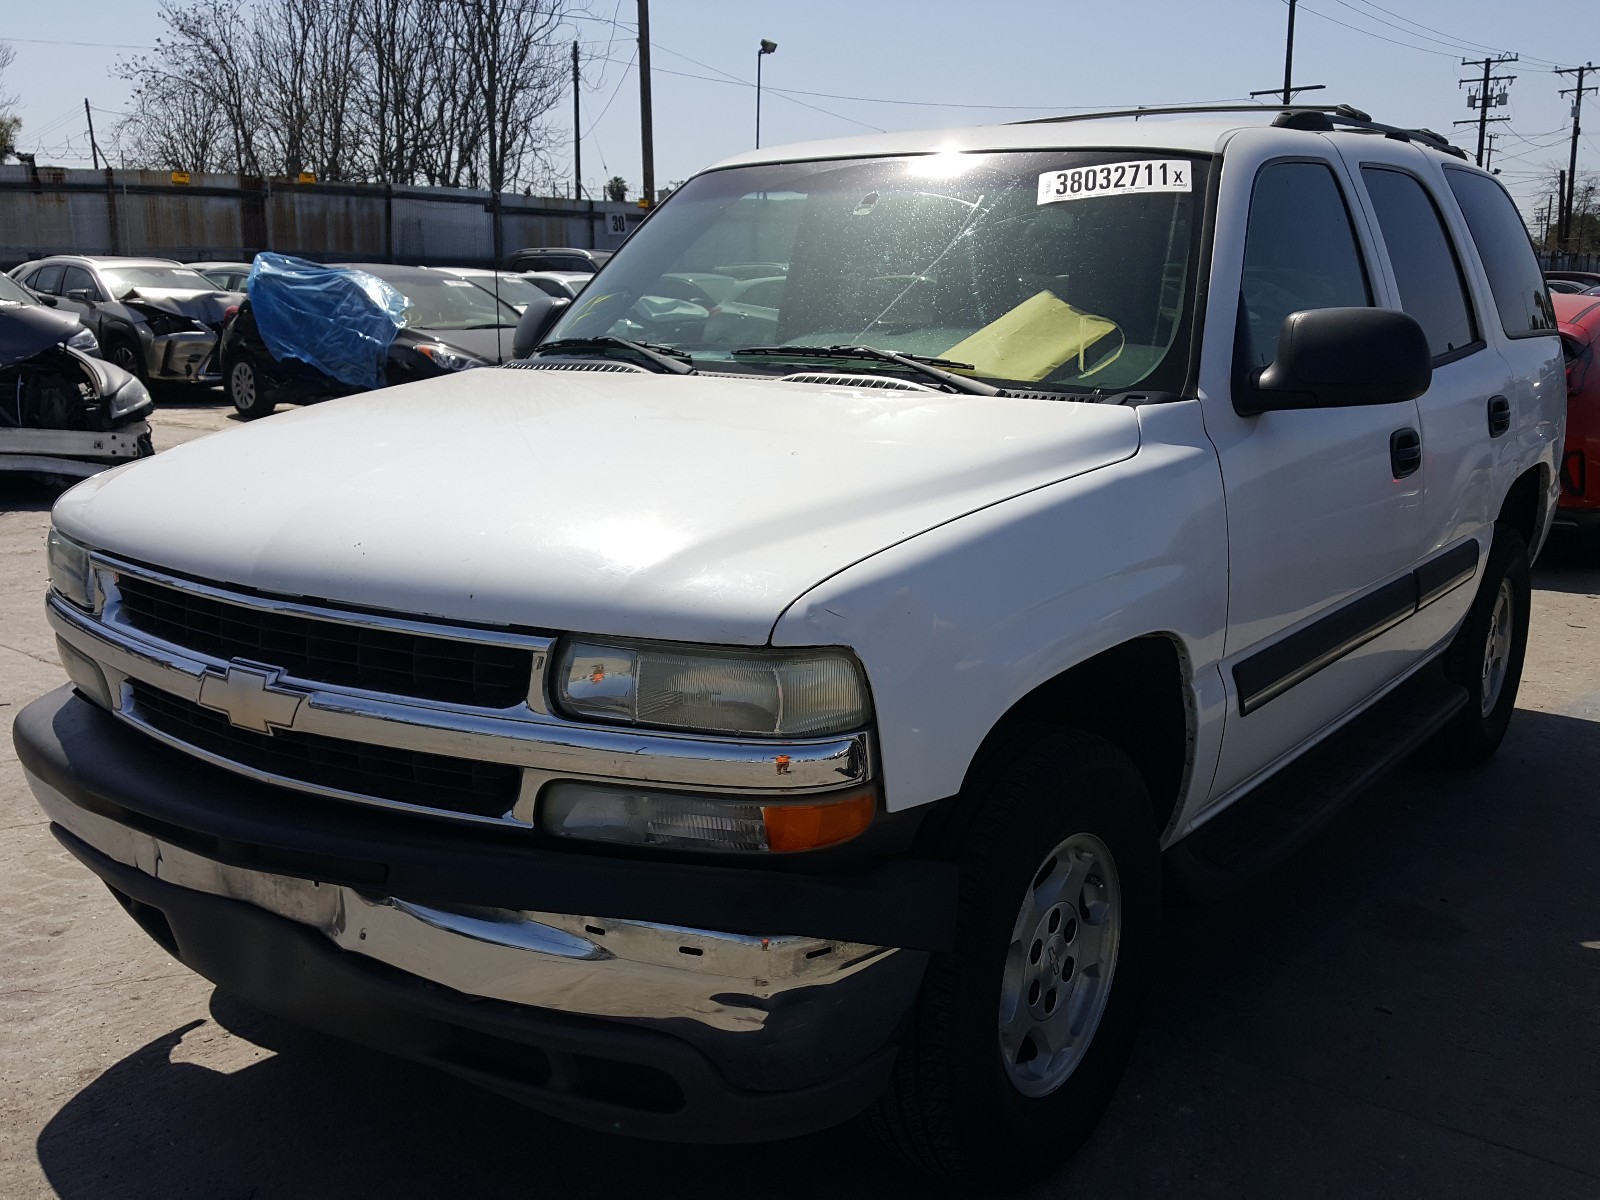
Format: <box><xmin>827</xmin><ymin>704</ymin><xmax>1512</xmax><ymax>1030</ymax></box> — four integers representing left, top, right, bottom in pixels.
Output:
<box><xmin>761</xmin><ymin>790</ymin><xmax>876</xmax><ymax>852</ymax></box>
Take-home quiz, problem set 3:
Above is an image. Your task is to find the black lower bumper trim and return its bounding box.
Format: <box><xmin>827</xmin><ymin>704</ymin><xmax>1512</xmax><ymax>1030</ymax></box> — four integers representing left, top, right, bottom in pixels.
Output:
<box><xmin>55</xmin><ymin>826</ymin><xmax>897</xmax><ymax>1143</ymax></box>
<box><xmin>15</xmin><ymin>688</ymin><xmax>957</xmax><ymax>951</ymax></box>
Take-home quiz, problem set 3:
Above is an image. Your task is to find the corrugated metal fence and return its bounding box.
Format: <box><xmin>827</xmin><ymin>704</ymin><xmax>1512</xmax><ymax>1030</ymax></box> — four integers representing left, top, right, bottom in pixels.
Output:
<box><xmin>0</xmin><ymin>165</ymin><xmax>642</xmax><ymax>269</ymax></box>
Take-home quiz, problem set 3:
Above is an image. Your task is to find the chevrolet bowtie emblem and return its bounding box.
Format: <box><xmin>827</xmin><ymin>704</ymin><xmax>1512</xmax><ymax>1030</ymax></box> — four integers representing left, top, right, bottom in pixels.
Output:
<box><xmin>196</xmin><ymin>661</ymin><xmax>305</xmax><ymax>734</ymax></box>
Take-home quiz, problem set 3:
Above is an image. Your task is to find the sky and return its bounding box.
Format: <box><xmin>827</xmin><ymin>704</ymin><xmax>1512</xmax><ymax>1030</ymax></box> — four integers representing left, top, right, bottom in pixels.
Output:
<box><xmin>4</xmin><ymin>0</ymin><xmax>1596</xmax><ymax>230</ymax></box>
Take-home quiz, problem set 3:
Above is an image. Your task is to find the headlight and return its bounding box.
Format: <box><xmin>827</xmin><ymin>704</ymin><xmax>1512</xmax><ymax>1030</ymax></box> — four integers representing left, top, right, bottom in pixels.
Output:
<box><xmin>555</xmin><ymin>639</ymin><xmax>870</xmax><ymax>737</ymax></box>
<box><xmin>66</xmin><ymin>326</ymin><xmax>100</xmax><ymax>355</ymax></box>
<box><xmin>47</xmin><ymin>528</ymin><xmax>96</xmax><ymax>610</ymax></box>
<box><xmin>540</xmin><ymin>781</ymin><xmax>876</xmax><ymax>853</ymax></box>
<box><xmin>415</xmin><ymin>343</ymin><xmax>486</xmax><ymax>372</ymax></box>
<box><xmin>107</xmin><ymin>376</ymin><xmax>153</xmax><ymax>420</ymax></box>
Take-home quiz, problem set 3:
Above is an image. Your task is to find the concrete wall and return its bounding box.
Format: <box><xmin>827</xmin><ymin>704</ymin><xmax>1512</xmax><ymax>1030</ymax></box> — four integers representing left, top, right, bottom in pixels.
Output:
<box><xmin>0</xmin><ymin>166</ymin><xmax>641</xmax><ymax>269</ymax></box>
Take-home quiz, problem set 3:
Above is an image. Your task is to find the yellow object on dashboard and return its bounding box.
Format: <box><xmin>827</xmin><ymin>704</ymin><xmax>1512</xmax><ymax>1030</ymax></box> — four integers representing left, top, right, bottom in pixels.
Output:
<box><xmin>943</xmin><ymin>291</ymin><xmax>1116</xmax><ymax>382</ymax></box>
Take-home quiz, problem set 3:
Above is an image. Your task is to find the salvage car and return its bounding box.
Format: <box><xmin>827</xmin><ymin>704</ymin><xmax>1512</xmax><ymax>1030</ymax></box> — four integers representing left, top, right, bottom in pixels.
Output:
<box><xmin>0</xmin><ymin>305</ymin><xmax>152</xmax><ymax>478</ymax></box>
<box><xmin>16</xmin><ymin>105</ymin><xmax>1564</xmax><ymax>1187</ymax></box>
<box><xmin>504</xmin><ymin>245</ymin><xmax>610</xmax><ymax>274</ymax></box>
<box><xmin>1553</xmin><ymin>291</ymin><xmax>1600</xmax><ymax>555</ymax></box>
<box><xmin>221</xmin><ymin>261</ymin><xmax>521</xmax><ymax>417</ymax></box>
<box><xmin>0</xmin><ymin>271</ymin><xmax>100</xmax><ymax>356</ymax></box>
<box><xmin>8</xmin><ymin>257</ymin><xmax>240</xmax><ymax>386</ymax></box>
<box><xmin>432</xmin><ymin>266</ymin><xmax>567</xmax><ymax>313</ymax></box>
<box><xmin>186</xmin><ymin>261</ymin><xmax>254</xmax><ymax>292</ymax></box>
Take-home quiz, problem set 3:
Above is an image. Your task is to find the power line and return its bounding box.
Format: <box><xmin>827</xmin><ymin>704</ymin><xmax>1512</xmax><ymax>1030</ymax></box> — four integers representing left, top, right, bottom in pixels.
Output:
<box><xmin>583</xmin><ymin>44</ymin><xmax>635</xmax><ymax>136</ymax></box>
<box><xmin>4</xmin><ymin>36</ymin><xmax>158</xmax><ymax>50</ymax></box>
<box><xmin>1283</xmin><ymin>0</ymin><xmax>1458</xmax><ymax>59</ymax></box>
<box><xmin>1342</xmin><ymin>0</ymin><xmax>1560</xmax><ymax>67</ymax></box>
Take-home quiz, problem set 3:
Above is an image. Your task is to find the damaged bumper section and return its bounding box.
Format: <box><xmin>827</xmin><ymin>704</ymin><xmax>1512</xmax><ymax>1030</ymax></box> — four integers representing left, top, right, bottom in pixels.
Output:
<box><xmin>15</xmin><ymin>688</ymin><xmax>949</xmax><ymax>1141</ymax></box>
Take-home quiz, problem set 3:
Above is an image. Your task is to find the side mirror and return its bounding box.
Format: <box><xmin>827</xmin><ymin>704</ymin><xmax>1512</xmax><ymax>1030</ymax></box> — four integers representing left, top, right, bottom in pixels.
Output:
<box><xmin>1237</xmin><ymin>307</ymin><xmax>1431</xmax><ymax>416</ymax></box>
<box><xmin>36</xmin><ymin>293</ymin><xmax>58</xmax><ymax>307</ymax></box>
<box><xmin>65</xmin><ymin>288</ymin><xmax>98</xmax><ymax>305</ymax></box>
<box><xmin>511</xmin><ymin>295</ymin><xmax>571</xmax><ymax>359</ymax></box>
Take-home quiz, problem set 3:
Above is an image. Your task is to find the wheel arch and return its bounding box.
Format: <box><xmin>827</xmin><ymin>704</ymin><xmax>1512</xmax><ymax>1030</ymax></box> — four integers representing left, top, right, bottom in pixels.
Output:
<box><xmin>959</xmin><ymin>634</ymin><xmax>1194</xmax><ymax>837</ymax></box>
<box><xmin>1498</xmin><ymin>462</ymin><xmax>1551</xmax><ymax>554</ymax></box>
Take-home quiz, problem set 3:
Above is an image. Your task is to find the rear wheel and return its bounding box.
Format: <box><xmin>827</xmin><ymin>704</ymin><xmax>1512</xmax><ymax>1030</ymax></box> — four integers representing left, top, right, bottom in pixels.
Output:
<box><xmin>868</xmin><ymin>725</ymin><xmax>1159</xmax><ymax>1188</ymax></box>
<box><xmin>227</xmin><ymin>356</ymin><xmax>276</xmax><ymax>419</ymax></box>
<box><xmin>1424</xmin><ymin>523</ymin><xmax>1530</xmax><ymax>767</ymax></box>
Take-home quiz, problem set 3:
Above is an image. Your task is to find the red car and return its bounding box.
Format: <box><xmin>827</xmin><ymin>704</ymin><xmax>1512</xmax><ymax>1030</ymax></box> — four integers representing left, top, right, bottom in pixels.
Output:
<box><xmin>1554</xmin><ymin>292</ymin><xmax>1600</xmax><ymax>554</ymax></box>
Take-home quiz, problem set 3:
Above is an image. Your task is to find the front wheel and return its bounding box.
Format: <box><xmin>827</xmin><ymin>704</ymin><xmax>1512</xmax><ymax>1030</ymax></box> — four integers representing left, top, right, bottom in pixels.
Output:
<box><xmin>1424</xmin><ymin>523</ymin><xmax>1531</xmax><ymax>767</ymax></box>
<box><xmin>868</xmin><ymin>725</ymin><xmax>1160</xmax><ymax>1188</ymax></box>
<box><xmin>107</xmin><ymin>336</ymin><xmax>146</xmax><ymax>382</ymax></box>
<box><xmin>227</xmin><ymin>356</ymin><xmax>276</xmax><ymax>419</ymax></box>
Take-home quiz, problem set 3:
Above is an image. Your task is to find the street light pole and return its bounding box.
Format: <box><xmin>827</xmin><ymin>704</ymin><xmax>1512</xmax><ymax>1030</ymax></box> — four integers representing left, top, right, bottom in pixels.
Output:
<box><xmin>756</xmin><ymin>39</ymin><xmax>777</xmax><ymax>149</ymax></box>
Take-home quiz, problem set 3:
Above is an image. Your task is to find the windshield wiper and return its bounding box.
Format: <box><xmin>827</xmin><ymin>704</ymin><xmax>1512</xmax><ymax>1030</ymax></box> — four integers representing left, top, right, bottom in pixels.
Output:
<box><xmin>732</xmin><ymin>344</ymin><xmax>1001</xmax><ymax>396</ymax></box>
<box><xmin>534</xmin><ymin>336</ymin><xmax>695</xmax><ymax>375</ymax></box>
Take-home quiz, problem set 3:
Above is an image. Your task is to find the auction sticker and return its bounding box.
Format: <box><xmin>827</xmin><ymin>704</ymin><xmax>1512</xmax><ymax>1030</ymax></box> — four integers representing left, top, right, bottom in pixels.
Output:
<box><xmin>1037</xmin><ymin>160</ymin><xmax>1192</xmax><ymax>204</ymax></box>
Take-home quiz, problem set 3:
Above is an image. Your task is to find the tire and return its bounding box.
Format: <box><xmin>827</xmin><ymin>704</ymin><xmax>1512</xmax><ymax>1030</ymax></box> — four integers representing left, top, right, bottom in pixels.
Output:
<box><xmin>107</xmin><ymin>336</ymin><xmax>146</xmax><ymax>382</ymax></box>
<box><xmin>227</xmin><ymin>356</ymin><xmax>276</xmax><ymax>419</ymax></box>
<box><xmin>1424</xmin><ymin>523</ymin><xmax>1531</xmax><ymax>767</ymax></box>
<box><xmin>868</xmin><ymin>724</ymin><xmax>1160</xmax><ymax>1189</ymax></box>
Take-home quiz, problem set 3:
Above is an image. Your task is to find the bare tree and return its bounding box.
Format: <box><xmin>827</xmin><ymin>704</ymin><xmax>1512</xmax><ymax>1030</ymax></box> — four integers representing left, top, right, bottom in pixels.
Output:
<box><xmin>114</xmin><ymin>0</ymin><xmax>573</xmax><ymax>189</ymax></box>
<box><xmin>0</xmin><ymin>42</ymin><xmax>21</xmax><ymax>163</ymax></box>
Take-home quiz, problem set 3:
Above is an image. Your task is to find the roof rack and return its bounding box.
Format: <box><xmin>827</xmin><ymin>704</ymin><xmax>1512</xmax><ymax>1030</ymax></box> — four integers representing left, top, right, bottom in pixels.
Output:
<box><xmin>1011</xmin><ymin>102</ymin><xmax>1468</xmax><ymax>160</ymax></box>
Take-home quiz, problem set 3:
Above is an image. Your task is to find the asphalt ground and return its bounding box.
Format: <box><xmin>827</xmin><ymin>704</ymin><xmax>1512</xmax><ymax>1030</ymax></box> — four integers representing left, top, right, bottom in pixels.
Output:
<box><xmin>1</xmin><ymin>389</ymin><xmax>1597</xmax><ymax>1198</ymax></box>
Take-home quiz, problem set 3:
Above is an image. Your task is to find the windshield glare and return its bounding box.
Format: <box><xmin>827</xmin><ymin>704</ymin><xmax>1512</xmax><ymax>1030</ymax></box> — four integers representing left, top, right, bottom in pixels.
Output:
<box><xmin>548</xmin><ymin>150</ymin><xmax>1208</xmax><ymax>394</ymax></box>
<box><xmin>104</xmin><ymin>266</ymin><xmax>215</xmax><ymax>295</ymax></box>
<box><xmin>389</xmin><ymin>276</ymin><xmax>519</xmax><ymax>329</ymax></box>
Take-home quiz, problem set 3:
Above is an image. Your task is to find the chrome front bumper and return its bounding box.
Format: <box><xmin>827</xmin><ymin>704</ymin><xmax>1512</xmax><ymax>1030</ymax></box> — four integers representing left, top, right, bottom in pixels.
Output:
<box><xmin>29</xmin><ymin>770</ymin><xmax>926</xmax><ymax>1095</ymax></box>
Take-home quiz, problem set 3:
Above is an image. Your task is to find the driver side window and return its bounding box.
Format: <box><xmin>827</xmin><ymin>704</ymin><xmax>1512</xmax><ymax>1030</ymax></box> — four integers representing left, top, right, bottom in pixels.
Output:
<box><xmin>1237</xmin><ymin>161</ymin><xmax>1372</xmax><ymax>374</ymax></box>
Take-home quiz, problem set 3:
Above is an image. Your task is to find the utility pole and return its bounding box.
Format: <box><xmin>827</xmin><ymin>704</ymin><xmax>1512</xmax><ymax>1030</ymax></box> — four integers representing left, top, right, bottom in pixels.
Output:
<box><xmin>83</xmin><ymin>99</ymin><xmax>101</xmax><ymax>172</ymax></box>
<box><xmin>755</xmin><ymin>39</ymin><xmax>777</xmax><ymax>149</ymax></box>
<box><xmin>637</xmin><ymin>0</ymin><xmax>654</xmax><ymax>209</ymax></box>
<box><xmin>1484</xmin><ymin>132</ymin><xmax>1498</xmax><ymax>173</ymax></box>
<box><xmin>1248</xmin><ymin>1</ymin><xmax>1323</xmax><ymax>107</ymax></box>
<box><xmin>1457</xmin><ymin>55</ymin><xmax>1516</xmax><ymax>168</ymax></box>
<box><xmin>1557</xmin><ymin>63</ymin><xmax>1596</xmax><ymax>251</ymax></box>
<box><xmin>1542</xmin><ymin>192</ymin><xmax>1554</xmax><ymax>248</ymax></box>
<box><xmin>572</xmin><ymin>40</ymin><xmax>582</xmax><ymax>200</ymax></box>
<box><xmin>1281</xmin><ymin>0</ymin><xmax>1298</xmax><ymax>105</ymax></box>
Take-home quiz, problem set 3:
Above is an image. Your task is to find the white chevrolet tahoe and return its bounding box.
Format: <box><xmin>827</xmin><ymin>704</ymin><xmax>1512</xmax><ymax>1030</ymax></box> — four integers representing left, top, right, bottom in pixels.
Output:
<box><xmin>16</xmin><ymin>105</ymin><xmax>1564</xmax><ymax>1187</ymax></box>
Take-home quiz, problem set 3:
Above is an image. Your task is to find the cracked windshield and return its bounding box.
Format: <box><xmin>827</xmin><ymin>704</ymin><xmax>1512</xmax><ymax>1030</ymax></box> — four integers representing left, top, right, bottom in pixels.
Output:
<box><xmin>549</xmin><ymin>150</ymin><xmax>1208</xmax><ymax>393</ymax></box>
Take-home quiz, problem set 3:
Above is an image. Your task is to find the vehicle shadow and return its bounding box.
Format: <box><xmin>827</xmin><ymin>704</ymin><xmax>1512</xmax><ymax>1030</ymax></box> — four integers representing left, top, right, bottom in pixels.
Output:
<box><xmin>1533</xmin><ymin>529</ymin><xmax>1600</xmax><ymax>594</ymax></box>
<box><xmin>33</xmin><ymin>710</ymin><xmax>1600</xmax><ymax>1199</ymax></box>
<box><xmin>0</xmin><ymin>474</ymin><xmax>76</xmax><ymax>513</ymax></box>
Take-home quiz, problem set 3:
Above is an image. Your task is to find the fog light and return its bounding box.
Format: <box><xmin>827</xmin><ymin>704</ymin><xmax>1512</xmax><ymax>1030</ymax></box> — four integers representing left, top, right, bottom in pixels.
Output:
<box><xmin>539</xmin><ymin>781</ymin><xmax>875</xmax><ymax>853</ymax></box>
<box><xmin>56</xmin><ymin>638</ymin><xmax>114</xmax><ymax>710</ymax></box>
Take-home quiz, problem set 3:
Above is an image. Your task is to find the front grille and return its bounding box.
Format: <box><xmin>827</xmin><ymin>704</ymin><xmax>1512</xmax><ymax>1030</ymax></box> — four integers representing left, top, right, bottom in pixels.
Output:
<box><xmin>129</xmin><ymin>680</ymin><xmax>521</xmax><ymax>818</ymax></box>
<box><xmin>114</xmin><ymin>575</ymin><xmax>533</xmax><ymax>709</ymax></box>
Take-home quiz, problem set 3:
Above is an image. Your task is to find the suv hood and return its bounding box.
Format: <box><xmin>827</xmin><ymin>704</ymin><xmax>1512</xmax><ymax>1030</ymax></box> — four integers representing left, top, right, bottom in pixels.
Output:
<box><xmin>54</xmin><ymin>370</ymin><xmax>1139</xmax><ymax>645</ymax></box>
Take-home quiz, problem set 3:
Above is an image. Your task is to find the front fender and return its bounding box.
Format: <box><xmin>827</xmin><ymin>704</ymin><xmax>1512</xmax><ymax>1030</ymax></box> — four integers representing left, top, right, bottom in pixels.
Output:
<box><xmin>772</xmin><ymin>401</ymin><xmax>1230</xmax><ymax>816</ymax></box>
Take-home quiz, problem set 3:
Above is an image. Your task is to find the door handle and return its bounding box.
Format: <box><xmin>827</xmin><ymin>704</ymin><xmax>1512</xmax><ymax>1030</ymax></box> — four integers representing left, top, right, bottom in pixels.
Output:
<box><xmin>1487</xmin><ymin>395</ymin><xmax>1511</xmax><ymax>438</ymax></box>
<box><xmin>1390</xmin><ymin>427</ymin><xmax>1422</xmax><ymax>478</ymax></box>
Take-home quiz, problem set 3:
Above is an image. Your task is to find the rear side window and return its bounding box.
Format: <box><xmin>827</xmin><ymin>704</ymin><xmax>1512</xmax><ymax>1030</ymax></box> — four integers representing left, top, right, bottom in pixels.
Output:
<box><xmin>27</xmin><ymin>264</ymin><xmax>65</xmax><ymax>295</ymax></box>
<box><xmin>1361</xmin><ymin>167</ymin><xmax>1478</xmax><ymax>362</ymax></box>
<box><xmin>1443</xmin><ymin>169</ymin><xmax>1555</xmax><ymax>338</ymax></box>
<box><xmin>1238</xmin><ymin>160</ymin><xmax>1372</xmax><ymax>372</ymax></box>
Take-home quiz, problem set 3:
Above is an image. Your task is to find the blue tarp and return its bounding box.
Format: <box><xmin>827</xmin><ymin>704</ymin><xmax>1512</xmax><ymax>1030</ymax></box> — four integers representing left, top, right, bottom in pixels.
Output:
<box><xmin>245</xmin><ymin>253</ymin><xmax>409</xmax><ymax>390</ymax></box>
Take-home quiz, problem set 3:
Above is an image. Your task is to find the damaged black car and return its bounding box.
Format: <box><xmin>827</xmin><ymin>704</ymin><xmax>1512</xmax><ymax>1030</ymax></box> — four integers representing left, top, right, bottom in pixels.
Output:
<box><xmin>1</xmin><ymin>305</ymin><xmax>154</xmax><ymax>480</ymax></box>
<box><xmin>7</xmin><ymin>257</ymin><xmax>241</xmax><ymax>387</ymax></box>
